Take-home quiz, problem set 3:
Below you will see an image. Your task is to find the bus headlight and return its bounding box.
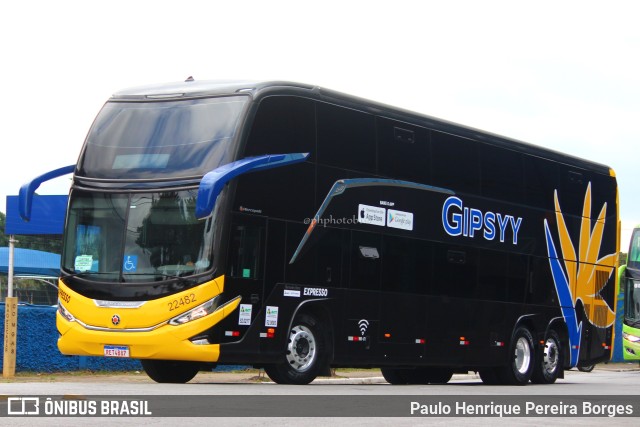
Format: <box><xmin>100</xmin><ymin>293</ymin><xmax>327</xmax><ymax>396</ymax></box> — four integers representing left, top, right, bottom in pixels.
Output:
<box><xmin>623</xmin><ymin>331</ymin><xmax>640</xmax><ymax>343</ymax></box>
<box><xmin>58</xmin><ymin>301</ymin><xmax>75</xmax><ymax>322</ymax></box>
<box><xmin>169</xmin><ymin>296</ymin><xmax>220</xmax><ymax>326</ymax></box>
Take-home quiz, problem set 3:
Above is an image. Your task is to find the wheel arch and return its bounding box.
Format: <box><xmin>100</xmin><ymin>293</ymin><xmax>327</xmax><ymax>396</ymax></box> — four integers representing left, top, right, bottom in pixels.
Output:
<box><xmin>512</xmin><ymin>314</ymin><xmax>538</xmax><ymax>346</ymax></box>
<box><xmin>514</xmin><ymin>315</ymin><xmax>567</xmax><ymax>358</ymax></box>
<box><xmin>290</xmin><ymin>299</ymin><xmax>335</xmax><ymax>369</ymax></box>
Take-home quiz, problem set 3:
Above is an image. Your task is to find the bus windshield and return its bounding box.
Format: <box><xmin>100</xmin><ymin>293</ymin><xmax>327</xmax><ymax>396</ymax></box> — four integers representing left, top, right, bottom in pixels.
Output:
<box><xmin>628</xmin><ymin>230</ymin><xmax>640</xmax><ymax>269</ymax></box>
<box><xmin>77</xmin><ymin>96</ymin><xmax>247</xmax><ymax>179</ymax></box>
<box><xmin>62</xmin><ymin>189</ymin><xmax>215</xmax><ymax>282</ymax></box>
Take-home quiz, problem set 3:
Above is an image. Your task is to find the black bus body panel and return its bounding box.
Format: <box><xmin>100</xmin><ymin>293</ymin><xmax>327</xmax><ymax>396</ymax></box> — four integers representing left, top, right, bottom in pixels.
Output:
<box><xmin>217</xmin><ymin>90</ymin><xmax>617</xmax><ymax>370</ymax></box>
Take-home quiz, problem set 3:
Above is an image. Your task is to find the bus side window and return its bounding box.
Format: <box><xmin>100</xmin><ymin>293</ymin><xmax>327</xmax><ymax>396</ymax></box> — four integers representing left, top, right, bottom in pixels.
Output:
<box><xmin>317</xmin><ymin>102</ymin><xmax>376</xmax><ymax>173</ymax></box>
<box><xmin>377</xmin><ymin>117</ymin><xmax>430</xmax><ymax>183</ymax></box>
<box><xmin>431</xmin><ymin>131</ymin><xmax>479</xmax><ymax>194</ymax></box>
<box><xmin>228</xmin><ymin>224</ymin><xmax>264</xmax><ymax>280</ymax></box>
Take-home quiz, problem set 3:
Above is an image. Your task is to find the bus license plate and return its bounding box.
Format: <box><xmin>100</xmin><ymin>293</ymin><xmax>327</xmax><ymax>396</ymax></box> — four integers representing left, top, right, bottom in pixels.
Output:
<box><xmin>104</xmin><ymin>345</ymin><xmax>130</xmax><ymax>358</ymax></box>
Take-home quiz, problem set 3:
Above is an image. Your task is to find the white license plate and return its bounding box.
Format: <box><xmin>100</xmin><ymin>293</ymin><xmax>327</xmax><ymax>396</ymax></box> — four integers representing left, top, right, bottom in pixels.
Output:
<box><xmin>104</xmin><ymin>345</ymin><xmax>130</xmax><ymax>358</ymax></box>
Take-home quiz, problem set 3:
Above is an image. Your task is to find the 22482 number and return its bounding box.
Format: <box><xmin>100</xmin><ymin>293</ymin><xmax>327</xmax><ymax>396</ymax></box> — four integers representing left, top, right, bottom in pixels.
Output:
<box><xmin>168</xmin><ymin>293</ymin><xmax>196</xmax><ymax>311</ymax></box>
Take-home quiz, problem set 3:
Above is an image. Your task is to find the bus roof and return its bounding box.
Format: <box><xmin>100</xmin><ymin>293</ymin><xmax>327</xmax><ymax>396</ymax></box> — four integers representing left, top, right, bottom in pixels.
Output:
<box><xmin>110</xmin><ymin>79</ymin><xmax>614</xmax><ymax>176</ymax></box>
<box><xmin>110</xmin><ymin>79</ymin><xmax>314</xmax><ymax>100</ymax></box>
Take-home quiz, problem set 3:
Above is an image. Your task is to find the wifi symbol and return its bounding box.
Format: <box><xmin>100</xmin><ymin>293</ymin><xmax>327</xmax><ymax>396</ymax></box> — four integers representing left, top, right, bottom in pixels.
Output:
<box><xmin>358</xmin><ymin>319</ymin><xmax>369</xmax><ymax>336</ymax></box>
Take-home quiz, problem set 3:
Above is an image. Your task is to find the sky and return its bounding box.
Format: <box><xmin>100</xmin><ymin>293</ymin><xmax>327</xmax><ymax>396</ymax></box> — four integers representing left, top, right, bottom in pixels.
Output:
<box><xmin>2</xmin><ymin>0</ymin><xmax>639</xmax><ymax>248</ymax></box>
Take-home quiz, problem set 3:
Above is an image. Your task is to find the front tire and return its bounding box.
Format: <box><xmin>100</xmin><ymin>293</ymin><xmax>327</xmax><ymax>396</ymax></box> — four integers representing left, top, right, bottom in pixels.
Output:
<box><xmin>141</xmin><ymin>359</ymin><xmax>200</xmax><ymax>383</ymax></box>
<box><xmin>497</xmin><ymin>326</ymin><xmax>535</xmax><ymax>385</ymax></box>
<box><xmin>381</xmin><ymin>368</ymin><xmax>410</xmax><ymax>385</ymax></box>
<box><xmin>264</xmin><ymin>313</ymin><xmax>327</xmax><ymax>384</ymax></box>
<box><xmin>531</xmin><ymin>330</ymin><xmax>562</xmax><ymax>384</ymax></box>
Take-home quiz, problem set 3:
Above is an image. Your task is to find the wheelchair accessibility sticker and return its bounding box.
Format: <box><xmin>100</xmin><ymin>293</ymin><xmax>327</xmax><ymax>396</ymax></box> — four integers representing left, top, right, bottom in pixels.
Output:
<box><xmin>123</xmin><ymin>255</ymin><xmax>138</xmax><ymax>272</ymax></box>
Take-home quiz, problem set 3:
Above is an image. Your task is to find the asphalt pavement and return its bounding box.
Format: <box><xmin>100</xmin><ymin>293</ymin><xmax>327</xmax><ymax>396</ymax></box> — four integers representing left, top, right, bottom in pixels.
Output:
<box><xmin>2</xmin><ymin>362</ymin><xmax>638</xmax><ymax>385</ymax></box>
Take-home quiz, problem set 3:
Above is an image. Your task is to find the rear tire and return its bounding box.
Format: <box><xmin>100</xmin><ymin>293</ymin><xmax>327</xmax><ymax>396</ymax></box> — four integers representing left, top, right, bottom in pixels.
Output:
<box><xmin>531</xmin><ymin>330</ymin><xmax>562</xmax><ymax>384</ymax></box>
<box><xmin>141</xmin><ymin>359</ymin><xmax>200</xmax><ymax>383</ymax></box>
<box><xmin>496</xmin><ymin>326</ymin><xmax>534</xmax><ymax>385</ymax></box>
<box><xmin>578</xmin><ymin>364</ymin><xmax>595</xmax><ymax>372</ymax></box>
<box><xmin>264</xmin><ymin>313</ymin><xmax>327</xmax><ymax>385</ymax></box>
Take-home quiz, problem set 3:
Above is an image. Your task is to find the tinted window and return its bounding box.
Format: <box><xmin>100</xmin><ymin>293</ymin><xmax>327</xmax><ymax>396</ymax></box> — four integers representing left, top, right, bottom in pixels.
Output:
<box><xmin>507</xmin><ymin>253</ymin><xmax>528</xmax><ymax>303</ymax></box>
<box><xmin>377</xmin><ymin>117</ymin><xmax>430</xmax><ymax>183</ymax></box>
<box><xmin>476</xmin><ymin>250</ymin><xmax>508</xmax><ymax>301</ymax></box>
<box><xmin>381</xmin><ymin>236</ymin><xmax>432</xmax><ymax>294</ymax></box>
<box><xmin>558</xmin><ymin>168</ymin><xmax>589</xmax><ymax>216</ymax></box>
<box><xmin>62</xmin><ymin>189</ymin><xmax>215</xmax><ymax>282</ymax></box>
<box><xmin>79</xmin><ymin>97</ymin><xmax>247</xmax><ymax>179</ymax></box>
<box><xmin>317</xmin><ymin>103</ymin><xmax>376</xmax><ymax>173</ymax></box>
<box><xmin>628</xmin><ymin>230</ymin><xmax>640</xmax><ymax>269</ymax></box>
<box><xmin>431</xmin><ymin>131</ymin><xmax>479</xmax><ymax>194</ymax></box>
<box><xmin>481</xmin><ymin>145</ymin><xmax>524</xmax><ymax>203</ymax></box>
<box><xmin>526</xmin><ymin>256</ymin><xmax>557</xmax><ymax>305</ymax></box>
<box><xmin>315</xmin><ymin>227</ymin><xmax>347</xmax><ymax>287</ymax></box>
<box><xmin>431</xmin><ymin>243</ymin><xmax>477</xmax><ymax>298</ymax></box>
<box><xmin>234</xmin><ymin>162</ymin><xmax>315</xmax><ymax>221</ymax></box>
<box><xmin>243</xmin><ymin>96</ymin><xmax>315</xmax><ymax>157</ymax></box>
<box><xmin>524</xmin><ymin>155</ymin><xmax>558</xmax><ymax>207</ymax></box>
<box><xmin>263</xmin><ymin>219</ymin><xmax>286</xmax><ymax>290</ymax></box>
<box><xmin>228</xmin><ymin>220</ymin><xmax>265</xmax><ymax>280</ymax></box>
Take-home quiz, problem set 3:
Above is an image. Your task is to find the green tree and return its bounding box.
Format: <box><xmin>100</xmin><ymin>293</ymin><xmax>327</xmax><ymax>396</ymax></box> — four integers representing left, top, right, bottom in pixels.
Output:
<box><xmin>619</xmin><ymin>252</ymin><xmax>628</xmax><ymax>266</ymax></box>
<box><xmin>0</xmin><ymin>210</ymin><xmax>62</xmax><ymax>254</ymax></box>
<box><xmin>0</xmin><ymin>211</ymin><xmax>8</xmax><ymax>246</ymax></box>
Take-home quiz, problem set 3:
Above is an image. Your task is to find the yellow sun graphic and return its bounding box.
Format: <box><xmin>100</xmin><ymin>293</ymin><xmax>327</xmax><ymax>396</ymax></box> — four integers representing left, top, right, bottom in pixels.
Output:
<box><xmin>552</xmin><ymin>182</ymin><xmax>616</xmax><ymax>328</ymax></box>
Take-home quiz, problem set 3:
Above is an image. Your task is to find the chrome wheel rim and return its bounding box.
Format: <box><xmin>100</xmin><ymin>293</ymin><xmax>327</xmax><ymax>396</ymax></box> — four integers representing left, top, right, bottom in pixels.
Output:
<box><xmin>542</xmin><ymin>337</ymin><xmax>559</xmax><ymax>375</ymax></box>
<box><xmin>286</xmin><ymin>325</ymin><xmax>316</xmax><ymax>372</ymax></box>
<box><xmin>515</xmin><ymin>336</ymin><xmax>532</xmax><ymax>374</ymax></box>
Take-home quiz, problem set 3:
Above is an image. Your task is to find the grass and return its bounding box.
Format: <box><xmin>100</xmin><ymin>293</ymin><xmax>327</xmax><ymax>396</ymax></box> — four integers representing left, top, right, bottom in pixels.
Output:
<box><xmin>0</xmin><ymin>369</ymin><xmax>144</xmax><ymax>382</ymax></box>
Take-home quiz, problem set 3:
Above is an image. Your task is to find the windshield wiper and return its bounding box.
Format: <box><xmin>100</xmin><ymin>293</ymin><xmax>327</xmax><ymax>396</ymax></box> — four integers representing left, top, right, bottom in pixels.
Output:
<box><xmin>61</xmin><ymin>270</ymin><xmax>117</xmax><ymax>280</ymax></box>
<box><xmin>122</xmin><ymin>272</ymin><xmax>199</xmax><ymax>286</ymax></box>
<box><xmin>62</xmin><ymin>270</ymin><xmax>197</xmax><ymax>286</ymax></box>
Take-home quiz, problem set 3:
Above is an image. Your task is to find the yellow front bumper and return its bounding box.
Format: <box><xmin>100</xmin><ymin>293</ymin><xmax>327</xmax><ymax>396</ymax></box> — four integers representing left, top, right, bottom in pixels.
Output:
<box><xmin>56</xmin><ymin>276</ymin><xmax>239</xmax><ymax>362</ymax></box>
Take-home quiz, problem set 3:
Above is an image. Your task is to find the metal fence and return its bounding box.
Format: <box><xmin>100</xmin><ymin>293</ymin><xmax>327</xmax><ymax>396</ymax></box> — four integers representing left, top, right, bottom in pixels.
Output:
<box><xmin>0</xmin><ymin>277</ymin><xmax>58</xmax><ymax>305</ymax></box>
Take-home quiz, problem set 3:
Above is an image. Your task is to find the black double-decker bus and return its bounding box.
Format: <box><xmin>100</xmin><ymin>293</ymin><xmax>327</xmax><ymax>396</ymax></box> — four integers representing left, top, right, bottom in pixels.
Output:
<box><xmin>20</xmin><ymin>79</ymin><xmax>619</xmax><ymax>385</ymax></box>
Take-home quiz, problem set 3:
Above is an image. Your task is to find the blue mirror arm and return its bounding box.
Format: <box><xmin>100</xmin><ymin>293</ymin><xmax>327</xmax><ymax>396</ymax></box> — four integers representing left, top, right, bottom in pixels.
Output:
<box><xmin>19</xmin><ymin>165</ymin><xmax>75</xmax><ymax>221</ymax></box>
<box><xmin>196</xmin><ymin>153</ymin><xmax>309</xmax><ymax>219</ymax></box>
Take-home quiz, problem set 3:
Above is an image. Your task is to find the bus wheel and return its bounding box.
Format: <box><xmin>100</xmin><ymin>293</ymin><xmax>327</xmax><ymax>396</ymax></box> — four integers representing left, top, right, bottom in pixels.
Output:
<box><xmin>264</xmin><ymin>313</ymin><xmax>326</xmax><ymax>385</ymax></box>
<box><xmin>531</xmin><ymin>330</ymin><xmax>562</xmax><ymax>384</ymax></box>
<box><xmin>497</xmin><ymin>326</ymin><xmax>534</xmax><ymax>385</ymax></box>
<box><xmin>381</xmin><ymin>368</ymin><xmax>410</xmax><ymax>385</ymax></box>
<box><xmin>141</xmin><ymin>359</ymin><xmax>199</xmax><ymax>383</ymax></box>
<box><xmin>421</xmin><ymin>367</ymin><xmax>453</xmax><ymax>384</ymax></box>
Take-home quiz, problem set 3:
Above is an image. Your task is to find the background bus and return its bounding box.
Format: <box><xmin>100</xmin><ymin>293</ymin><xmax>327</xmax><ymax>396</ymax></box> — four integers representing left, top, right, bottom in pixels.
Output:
<box><xmin>19</xmin><ymin>79</ymin><xmax>619</xmax><ymax>385</ymax></box>
<box><xmin>621</xmin><ymin>225</ymin><xmax>640</xmax><ymax>360</ymax></box>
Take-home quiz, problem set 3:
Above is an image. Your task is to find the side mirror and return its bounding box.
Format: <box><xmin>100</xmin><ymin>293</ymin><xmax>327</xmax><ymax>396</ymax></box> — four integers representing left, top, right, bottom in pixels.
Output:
<box><xmin>195</xmin><ymin>153</ymin><xmax>309</xmax><ymax>219</ymax></box>
<box><xmin>19</xmin><ymin>165</ymin><xmax>75</xmax><ymax>221</ymax></box>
